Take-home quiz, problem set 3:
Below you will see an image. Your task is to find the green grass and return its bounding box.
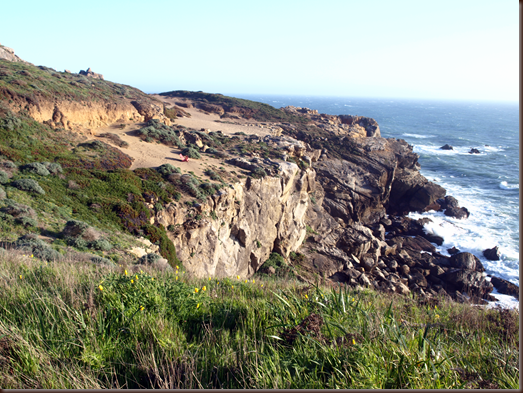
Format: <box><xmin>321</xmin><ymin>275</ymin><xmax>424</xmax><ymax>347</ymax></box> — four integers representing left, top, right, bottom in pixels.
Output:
<box><xmin>0</xmin><ymin>250</ymin><xmax>518</xmax><ymax>389</ymax></box>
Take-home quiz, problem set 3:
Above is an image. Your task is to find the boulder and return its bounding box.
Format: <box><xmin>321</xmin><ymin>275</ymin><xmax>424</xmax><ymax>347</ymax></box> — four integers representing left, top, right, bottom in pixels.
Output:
<box><xmin>483</xmin><ymin>246</ymin><xmax>501</xmax><ymax>261</ymax></box>
<box><xmin>443</xmin><ymin>269</ymin><xmax>493</xmax><ymax>298</ymax></box>
<box><xmin>449</xmin><ymin>252</ymin><xmax>484</xmax><ymax>272</ymax></box>
<box><xmin>468</xmin><ymin>148</ymin><xmax>481</xmax><ymax>154</ymax></box>
<box><xmin>447</xmin><ymin>246</ymin><xmax>460</xmax><ymax>255</ymax></box>
<box><xmin>79</xmin><ymin>67</ymin><xmax>104</xmax><ymax>80</ymax></box>
<box><xmin>490</xmin><ymin>276</ymin><xmax>519</xmax><ymax>299</ymax></box>
<box><xmin>440</xmin><ymin>144</ymin><xmax>453</xmax><ymax>150</ymax></box>
<box><xmin>444</xmin><ymin>206</ymin><xmax>470</xmax><ymax>219</ymax></box>
<box><xmin>409</xmin><ymin>182</ymin><xmax>446</xmax><ymax>212</ymax></box>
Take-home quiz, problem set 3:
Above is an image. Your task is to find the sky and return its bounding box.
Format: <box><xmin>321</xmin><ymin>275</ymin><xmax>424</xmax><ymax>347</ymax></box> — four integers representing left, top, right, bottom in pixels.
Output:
<box><xmin>0</xmin><ymin>0</ymin><xmax>519</xmax><ymax>102</ymax></box>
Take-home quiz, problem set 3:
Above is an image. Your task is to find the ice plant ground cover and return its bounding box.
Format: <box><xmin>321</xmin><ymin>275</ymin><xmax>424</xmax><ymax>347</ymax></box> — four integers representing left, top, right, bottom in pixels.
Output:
<box><xmin>0</xmin><ymin>249</ymin><xmax>518</xmax><ymax>389</ymax></box>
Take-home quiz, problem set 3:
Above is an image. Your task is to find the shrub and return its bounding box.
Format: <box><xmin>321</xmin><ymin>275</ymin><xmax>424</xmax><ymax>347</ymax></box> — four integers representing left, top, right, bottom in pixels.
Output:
<box><xmin>142</xmin><ymin>224</ymin><xmax>179</xmax><ymax>268</ymax></box>
<box><xmin>157</xmin><ymin>163</ymin><xmax>181</xmax><ymax>176</ymax></box>
<box><xmin>15</xmin><ymin>216</ymin><xmax>38</xmax><ymax>228</ymax></box>
<box><xmin>91</xmin><ymin>255</ymin><xmax>116</xmax><ymax>267</ymax></box>
<box><xmin>252</xmin><ymin>167</ymin><xmax>267</xmax><ymax>178</ymax></box>
<box><xmin>137</xmin><ymin>253</ymin><xmax>163</xmax><ymax>265</ymax></box>
<box><xmin>42</xmin><ymin>162</ymin><xmax>63</xmax><ymax>174</ymax></box>
<box><xmin>89</xmin><ymin>238</ymin><xmax>113</xmax><ymax>251</ymax></box>
<box><xmin>20</xmin><ymin>162</ymin><xmax>51</xmax><ymax>176</ymax></box>
<box><xmin>65</xmin><ymin>236</ymin><xmax>88</xmax><ymax>249</ymax></box>
<box><xmin>14</xmin><ymin>236</ymin><xmax>61</xmax><ymax>261</ymax></box>
<box><xmin>182</xmin><ymin>146</ymin><xmax>201</xmax><ymax>159</ymax></box>
<box><xmin>11</xmin><ymin>179</ymin><xmax>45</xmax><ymax>194</ymax></box>
<box><xmin>62</xmin><ymin>220</ymin><xmax>90</xmax><ymax>238</ymax></box>
<box><xmin>0</xmin><ymin>186</ymin><xmax>5</xmax><ymax>200</ymax></box>
<box><xmin>0</xmin><ymin>170</ymin><xmax>8</xmax><ymax>184</ymax></box>
<box><xmin>256</xmin><ymin>252</ymin><xmax>295</xmax><ymax>279</ymax></box>
<box><xmin>0</xmin><ymin>200</ymin><xmax>37</xmax><ymax>218</ymax></box>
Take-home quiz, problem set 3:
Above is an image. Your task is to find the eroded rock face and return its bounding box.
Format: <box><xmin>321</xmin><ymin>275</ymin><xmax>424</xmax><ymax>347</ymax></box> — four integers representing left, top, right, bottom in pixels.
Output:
<box><xmin>0</xmin><ymin>44</ymin><xmax>32</xmax><ymax>65</ymax></box>
<box><xmin>155</xmin><ymin>163</ymin><xmax>313</xmax><ymax>278</ymax></box>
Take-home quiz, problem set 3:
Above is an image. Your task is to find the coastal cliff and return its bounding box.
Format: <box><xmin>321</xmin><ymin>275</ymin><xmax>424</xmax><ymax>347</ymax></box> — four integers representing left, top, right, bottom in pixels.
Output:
<box><xmin>0</xmin><ymin>52</ymin><xmax>502</xmax><ymax>305</ymax></box>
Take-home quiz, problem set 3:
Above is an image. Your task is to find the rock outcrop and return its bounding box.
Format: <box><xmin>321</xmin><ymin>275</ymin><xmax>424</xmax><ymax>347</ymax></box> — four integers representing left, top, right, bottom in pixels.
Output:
<box><xmin>79</xmin><ymin>67</ymin><xmax>104</xmax><ymax>80</ymax></box>
<box><xmin>154</xmin><ymin>162</ymin><xmax>313</xmax><ymax>278</ymax></box>
<box><xmin>0</xmin><ymin>44</ymin><xmax>32</xmax><ymax>65</ymax></box>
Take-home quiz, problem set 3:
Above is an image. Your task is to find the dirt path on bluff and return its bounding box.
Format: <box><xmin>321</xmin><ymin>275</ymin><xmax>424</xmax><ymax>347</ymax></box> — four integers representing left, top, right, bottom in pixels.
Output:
<box><xmin>89</xmin><ymin>96</ymin><xmax>274</xmax><ymax>177</ymax></box>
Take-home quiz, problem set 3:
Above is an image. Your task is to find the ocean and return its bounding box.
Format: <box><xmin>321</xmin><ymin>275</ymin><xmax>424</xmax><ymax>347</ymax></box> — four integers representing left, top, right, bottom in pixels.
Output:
<box><xmin>232</xmin><ymin>94</ymin><xmax>520</xmax><ymax>307</ymax></box>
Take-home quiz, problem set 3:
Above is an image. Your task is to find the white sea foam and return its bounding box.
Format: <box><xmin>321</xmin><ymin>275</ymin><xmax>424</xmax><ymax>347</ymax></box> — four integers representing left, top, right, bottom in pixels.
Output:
<box><xmin>402</xmin><ymin>133</ymin><xmax>435</xmax><ymax>139</ymax></box>
<box><xmin>499</xmin><ymin>181</ymin><xmax>519</xmax><ymax>190</ymax></box>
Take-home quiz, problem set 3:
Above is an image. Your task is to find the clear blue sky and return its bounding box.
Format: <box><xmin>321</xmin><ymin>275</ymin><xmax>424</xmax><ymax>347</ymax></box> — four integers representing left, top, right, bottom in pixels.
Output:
<box><xmin>1</xmin><ymin>0</ymin><xmax>518</xmax><ymax>102</ymax></box>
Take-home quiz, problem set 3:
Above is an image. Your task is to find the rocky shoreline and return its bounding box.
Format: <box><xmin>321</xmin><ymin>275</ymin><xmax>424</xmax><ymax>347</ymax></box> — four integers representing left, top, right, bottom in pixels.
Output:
<box><xmin>149</xmin><ymin>96</ymin><xmax>517</xmax><ymax>305</ymax></box>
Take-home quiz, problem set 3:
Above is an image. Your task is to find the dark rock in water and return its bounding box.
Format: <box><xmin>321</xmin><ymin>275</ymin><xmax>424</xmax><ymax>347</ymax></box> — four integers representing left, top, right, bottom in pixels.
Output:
<box><xmin>444</xmin><ymin>206</ymin><xmax>470</xmax><ymax>219</ymax></box>
<box><xmin>490</xmin><ymin>276</ymin><xmax>519</xmax><ymax>299</ymax></box>
<box><xmin>423</xmin><ymin>233</ymin><xmax>444</xmax><ymax>246</ymax></box>
<box><xmin>483</xmin><ymin>246</ymin><xmax>501</xmax><ymax>261</ymax></box>
<box><xmin>449</xmin><ymin>252</ymin><xmax>484</xmax><ymax>272</ymax></box>
<box><xmin>409</xmin><ymin>182</ymin><xmax>446</xmax><ymax>212</ymax></box>
<box><xmin>468</xmin><ymin>148</ymin><xmax>481</xmax><ymax>154</ymax></box>
<box><xmin>440</xmin><ymin>144</ymin><xmax>453</xmax><ymax>150</ymax></box>
<box><xmin>447</xmin><ymin>246</ymin><xmax>460</xmax><ymax>255</ymax></box>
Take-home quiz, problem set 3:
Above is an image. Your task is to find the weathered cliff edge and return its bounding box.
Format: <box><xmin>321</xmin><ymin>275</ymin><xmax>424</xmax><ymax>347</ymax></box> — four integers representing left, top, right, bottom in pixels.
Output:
<box><xmin>0</xmin><ymin>48</ymin><xmax>171</xmax><ymax>132</ymax></box>
<box><xmin>145</xmin><ymin>104</ymin><xmax>493</xmax><ymax>303</ymax></box>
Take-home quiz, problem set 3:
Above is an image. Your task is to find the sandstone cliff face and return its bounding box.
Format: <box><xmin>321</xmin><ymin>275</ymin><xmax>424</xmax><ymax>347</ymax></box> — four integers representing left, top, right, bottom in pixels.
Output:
<box><xmin>154</xmin><ymin>162</ymin><xmax>314</xmax><ymax>278</ymax></box>
<box><xmin>0</xmin><ymin>45</ymin><xmax>32</xmax><ymax>65</ymax></box>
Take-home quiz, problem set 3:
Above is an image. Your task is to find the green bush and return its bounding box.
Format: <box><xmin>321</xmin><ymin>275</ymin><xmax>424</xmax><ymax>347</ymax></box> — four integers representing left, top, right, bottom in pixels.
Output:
<box><xmin>15</xmin><ymin>216</ymin><xmax>38</xmax><ymax>228</ymax></box>
<box><xmin>256</xmin><ymin>252</ymin><xmax>295</xmax><ymax>279</ymax></box>
<box><xmin>0</xmin><ymin>170</ymin><xmax>8</xmax><ymax>184</ymax></box>
<box><xmin>89</xmin><ymin>238</ymin><xmax>113</xmax><ymax>251</ymax></box>
<box><xmin>14</xmin><ymin>236</ymin><xmax>61</xmax><ymax>261</ymax></box>
<box><xmin>20</xmin><ymin>162</ymin><xmax>50</xmax><ymax>176</ymax></box>
<box><xmin>91</xmin><ymin>255</ymin><xmax>116</xmax><ymax>267</ymax></box>
<box><xmin>137</xmin><ymin>253</ymin><xmax>163</xmax><ymax>265</ymax></box>
<box><xmin>157</xmin><ymin>163</ymin><xmax>181</xmax><ymax>176</ymax></box>
<box><xmin>0</xmin><ymin>186</ymin><xmax>5</xmax><ymax>200</ymax></box>
<box><xmin>142</xmin><ymin>224</ymin><xmax>179</xmax><ymax>269</ymax></box>
<box><xmin>182</xmin><ymin>146</ymin><xmax>201</xmax><ymax>159</ymax></box>
<box><xmin>11</xmin><ymin>179</ymin><xmax>45</xmax><ymax>194</ymax></box>
<box><xmin>65</xmin><ymin>236</ymin><xmax>88</xmax><ymax>250</ymax></box>
<box><xmin>42</xmin><ymin>161</ymin><xmax>63</xmax><ymax>174</ymax></box>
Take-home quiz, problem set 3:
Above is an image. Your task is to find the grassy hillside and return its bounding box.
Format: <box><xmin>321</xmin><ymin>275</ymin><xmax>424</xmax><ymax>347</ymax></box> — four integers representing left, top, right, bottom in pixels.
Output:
<box><xmin>160</xmin><ymin>90</ymin><xmax>309</xmax><ymax>123</ymax></box>
<box><xmin>0</xmin><ymin>59</ymin><xmax>153</xmax><ymax>104</ymax></box>
<box><xmin>0</xmin><ymin>251</ymin><xmax>518</xmax><ymax>389</ymax></box>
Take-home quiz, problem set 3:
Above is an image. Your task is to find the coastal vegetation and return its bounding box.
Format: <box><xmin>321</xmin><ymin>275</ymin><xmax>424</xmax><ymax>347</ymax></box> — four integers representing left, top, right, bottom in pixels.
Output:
<box><xmin>0</xmin><ymin>55</ymin><xmax>519</xmax><ymax>389</ymax></box>
<box><xmin>0</xmin><ymin>250</ymin><xmax>518</xmax><ymax>389</ymax></box>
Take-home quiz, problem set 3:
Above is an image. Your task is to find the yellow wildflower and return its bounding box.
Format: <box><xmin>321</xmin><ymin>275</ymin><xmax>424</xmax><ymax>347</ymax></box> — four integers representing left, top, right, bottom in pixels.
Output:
<box><xmin>352</xmin><ymin>338</ymin><xmax>356</xmax><ymax>345</ymax></box>
<box><xmin>245</xmin><ymin>279</ymin><xmax>248</xmax><ymax>283</ymax></box>
<box><xmin>98</xmin><ymin>285</ymin><xmax>103</xmax><ymax>291</ymax></box>
<box><xmin>19</xmin><ymin>275</ymin><xmax>22</xmax><ymax>279</ymax></box>
<box><xmin>176</xmin><ymin>265</ymin><xmax>179</xmax><ymax>270</ymax></box>
<box><xmin>304</xmin><ymin>294</ymin><xmax>308</xmax><ymax>299</ymax></box>
<box><xmin>231</xmin><ymin>285</ymin><xmax>234</xmax><ymax>289</ymax></box>
<box><xmin>31</xmin><ymin>254</ymin><xmax>34</xmax><ymax>258</ymax></box>
<box><xmin>140</xmin><ymin>306</ymin><xmax>145</xmax><ymax>311</ymax></box>
<box><xmin>202</xmin><ymin>286</ymin><xmax>206</xmax><ymax>291</ymax></box>
<box><xmin>194</xmin><ymin>288</ymin><xmax>199</xmax><ymax>293</ymax></box>
<box><xmin>152</xmin><ymin>278</ymin><xmax>154</xmax><ymax>281</ymax></box>
<box><xmin>435</xmin><ymin>314</ymin><xmax>440</xmax><ymax>319</ymax></box>
<box><xmin>124</xmin><ymin>270</ymin><xmax>128</xmax><ymax>276</ymax></box>
<box><xmin>209</xmin><ymin>277</ymin><xmax>211</xmax><ymax>281</ymax></box>
<box><xmin>237</xmin><ymin>275</ymin><xmax>240</xmax><ymax>280</ymax></box>
<box><xmin>196</xmin><ymin>303</ymin><xmax>200</xmax><ymax>309</ymax></box>
<box><xmin>261</xmin><ymin>284</ymin><xmax>263</xmax><ymax>287</ymax></box>
<box><xmin>131</xmin><ymin>279</ymin><xmax>134</xmax><ymax>284</ymax></box>
<box><xmin>136</xmin><ymin>275</ymin><xmax>139</xmax><ymax>280</ymax></box>
<box><xmin>176</xmin><ymin>276</ymin><xmax>178</xmax><ymax>281</ymax></box>
<box><xmin>252</xmin><ymin>279</ymin><xmax>255</xmax><ymax>283</ymax></box>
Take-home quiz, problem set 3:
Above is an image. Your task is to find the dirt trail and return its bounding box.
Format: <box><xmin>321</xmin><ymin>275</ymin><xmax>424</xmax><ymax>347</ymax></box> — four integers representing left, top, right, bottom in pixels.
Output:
<box><xmin>89</xmin><ymin>96</ymin><xmax>274</xmax><ymax>177</ymax></box>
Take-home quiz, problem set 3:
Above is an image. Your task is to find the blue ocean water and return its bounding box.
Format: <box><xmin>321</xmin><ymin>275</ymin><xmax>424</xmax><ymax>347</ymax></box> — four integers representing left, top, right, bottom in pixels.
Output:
<box><xmin>232</xmin><ymin>94</ymin><xmax>520</xmax><ymax>290</ymax></box>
